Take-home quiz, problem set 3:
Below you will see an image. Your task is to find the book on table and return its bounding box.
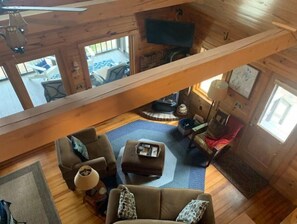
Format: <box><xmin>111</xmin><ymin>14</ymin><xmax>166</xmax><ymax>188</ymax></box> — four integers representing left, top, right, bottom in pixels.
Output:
<box><xmin>136</xmin><ymin>142</ymin><xmax>160</xmax><ymax>157</ymax></box>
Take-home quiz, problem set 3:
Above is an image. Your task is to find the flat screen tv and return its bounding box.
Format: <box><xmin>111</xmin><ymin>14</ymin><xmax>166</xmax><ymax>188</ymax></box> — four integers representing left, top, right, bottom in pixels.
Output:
<box><xmin>145</xmin><ymin>19</ymin><xmax>195</xmax><ymax>48</ymax></box>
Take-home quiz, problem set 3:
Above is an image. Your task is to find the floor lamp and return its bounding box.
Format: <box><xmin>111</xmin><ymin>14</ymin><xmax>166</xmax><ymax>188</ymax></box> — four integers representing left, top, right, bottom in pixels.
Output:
<box><xmin>206</xmin><ymin>80</ymin><xmax>228</xmax><ymax>121</ymax></box>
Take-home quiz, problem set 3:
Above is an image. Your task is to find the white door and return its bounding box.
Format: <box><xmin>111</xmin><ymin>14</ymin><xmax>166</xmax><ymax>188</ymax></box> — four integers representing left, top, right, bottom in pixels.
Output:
<box><xmin>239</xmin><ymin>80</ymin><xmax>297</xmax><ymax>179</ymax></box>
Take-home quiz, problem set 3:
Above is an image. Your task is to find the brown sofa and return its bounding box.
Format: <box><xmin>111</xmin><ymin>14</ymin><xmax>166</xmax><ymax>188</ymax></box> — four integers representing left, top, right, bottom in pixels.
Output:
<box><xmin>56</xmin><ymin>127</ymin><xmax>116</xmax><ymax>190</ymax></box>
<box><xmin>106</xmin><ymin>185</ymin><xmax>215</xmax><ymax>224</ymax></box>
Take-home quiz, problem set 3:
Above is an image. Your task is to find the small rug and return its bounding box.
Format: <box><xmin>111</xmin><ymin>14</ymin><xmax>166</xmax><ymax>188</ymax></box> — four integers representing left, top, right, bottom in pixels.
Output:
<box><xmin>106</xmin><ymin>120</ymin><xmax>206</xmax><ymax>191</ymax></box>
<box><xmin>213</xmin><ymin>151</ymin><xmax>268</xmax><ymax>199</ymax></box>
<box><xmin>0</xmin><ymin>162</ymin><xmax>61</xmax><ymax>223</ymax></box>
<box><xmin>89</xmin><ymin>59</ymin><xmax>115</xmax><ymax>73</ymax></box>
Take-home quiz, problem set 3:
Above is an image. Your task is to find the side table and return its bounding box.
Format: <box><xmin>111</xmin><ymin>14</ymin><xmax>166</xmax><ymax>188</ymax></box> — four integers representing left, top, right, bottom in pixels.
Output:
<box><xmin>84</xmin><ymin>181</ymin><xmax>108</xmax><ymax>215</ymax></box>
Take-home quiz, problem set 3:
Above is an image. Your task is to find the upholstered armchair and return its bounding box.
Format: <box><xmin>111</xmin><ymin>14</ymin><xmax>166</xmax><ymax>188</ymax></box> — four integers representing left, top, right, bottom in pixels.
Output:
<box><xmin>102</xmin><ymin>63</ymin><xmax>128</xmax><ymax>84</ymax></box>
<box><xmin>55</xmin><ymin>127</ymin><xmax>116</xmax><ymax>190</ymax></box>
<box><xmin>189</xmin><ymin>114</ymin><xmax>244</xmax><ymax>167</ymax></box>
<box><xmin>27</xmin><ymin>57</ymin><xmax>59</xmax><ymax>80</ymax></box>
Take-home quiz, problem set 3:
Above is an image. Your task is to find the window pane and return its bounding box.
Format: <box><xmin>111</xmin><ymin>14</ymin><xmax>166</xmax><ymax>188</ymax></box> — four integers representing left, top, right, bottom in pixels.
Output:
<box><xmin>200</xmin><ymin>74</ymin><xmax>223</xmax><ymax>94</ymax></box>
<box><xmin>84</xmin><ymin>36</ymin><xmax>130</xmax><ymax>88</ymax></box>
<box><xmin>0</xmin><ymin>66</ymin><xmax>24</xmax><ymax>118</ymax></box>
<box><xmin>0</xmin><ymin>67</ymin><xmax>8</xmax><ymax>80</ymax></box>
<box><xmin>258</xmin><ymin>84</ymin><xmax>297</xmax><ymax>143</ymax></box>
<box><xmin>16</xmin><ymin>55</ymin><xmax>65</xmax><ymax>106</ymax></box>
<box><xmin>197</xmin><ymin>47</ymin><xmax>223</xmax><ymax>94</ymax></box>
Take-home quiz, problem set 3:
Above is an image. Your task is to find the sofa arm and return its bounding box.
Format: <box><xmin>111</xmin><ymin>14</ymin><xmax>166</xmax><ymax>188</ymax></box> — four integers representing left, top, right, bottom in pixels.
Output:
<box><xmin>197</xmin><ymin>193</ymin><xmax>215</xmax><ymax>224</ymax></box>
<box><xmin>73</xmin><ymin>157</ymin><xmax>107</xmax><ymax>171</ymax></box>
<box><xmin>106</xmin><ymin>188</ymin><xmax>121</xmax><ymax>224</ymax></box>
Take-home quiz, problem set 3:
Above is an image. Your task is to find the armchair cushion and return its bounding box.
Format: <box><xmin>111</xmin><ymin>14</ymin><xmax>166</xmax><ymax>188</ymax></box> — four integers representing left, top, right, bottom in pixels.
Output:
<box><xmin>176</xmin><ymin>199</ymin><xmax>209</xmax><ymax>224</ymax></box>
<box><xmin>71</xmin><ymin>136</ymin><xmax>89</xmax><ymax>161</ymax></box>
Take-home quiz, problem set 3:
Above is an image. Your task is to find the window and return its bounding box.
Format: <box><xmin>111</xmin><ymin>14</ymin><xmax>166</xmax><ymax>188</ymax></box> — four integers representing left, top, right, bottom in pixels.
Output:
<box><xmin>199</xmin><ymin>74</ymin><xmax>224</xmax><ymax>94</ymax></box>
<box><xmin>194</xmin><ymin>47</ymin><xmax>224</xmax><ymax>96</ymax></box>
<box><xmin>0</xmin><ymin>66</ymin><xmax>24</xmax><ymax>118</ymax></box>
<box><xmin>258</xmin><ymin>82</ymin><xmax>297</xmax><ymax>143</ymax></box>
<box><xmin>84</xmin><ymin>36</ymin><xmax>130</xmax><ymax>88</ymax></box>
<box><xmin>16</xmin><ymin>55</ymin><xmax>65</xmax><ymax>106</ymax></box>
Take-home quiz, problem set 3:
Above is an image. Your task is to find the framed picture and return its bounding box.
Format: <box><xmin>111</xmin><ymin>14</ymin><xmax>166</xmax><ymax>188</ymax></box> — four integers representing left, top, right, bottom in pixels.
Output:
<box><xmin>229</xmin><ymin>64</ymin><xmax>260</xmax><ymax>99</ymax></box>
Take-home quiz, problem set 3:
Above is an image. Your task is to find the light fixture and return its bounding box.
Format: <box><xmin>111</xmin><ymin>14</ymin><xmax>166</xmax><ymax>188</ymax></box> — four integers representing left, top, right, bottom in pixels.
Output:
<box><xmin>0</xmin><ymin>11</ymin><xmax>27</xmax><ymax>54</ymax></box>
<box><xmin>74</xmin><ymin>165</ymin><xmax>99</xmax><ymax>191</ymax></box>
<box><xmin>206</xmin><ymin>80</ymin><xmax>228</xmax><ymax>121</ymax></box>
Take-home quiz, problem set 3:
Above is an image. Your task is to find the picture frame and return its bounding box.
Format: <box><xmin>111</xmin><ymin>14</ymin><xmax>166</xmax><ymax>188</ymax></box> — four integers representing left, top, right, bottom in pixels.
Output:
<box><xmin>229</xmin><ymin>64</ymin><xmax>260</xmax><ymax>99</ymax></box>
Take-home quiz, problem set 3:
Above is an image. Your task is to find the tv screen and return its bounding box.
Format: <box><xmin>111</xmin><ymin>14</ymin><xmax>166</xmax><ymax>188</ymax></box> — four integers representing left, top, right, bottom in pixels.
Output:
<box><xmin>145</xmin><ymin>19</ymin><xmax>195</xmax><ymax>48</ymax></box>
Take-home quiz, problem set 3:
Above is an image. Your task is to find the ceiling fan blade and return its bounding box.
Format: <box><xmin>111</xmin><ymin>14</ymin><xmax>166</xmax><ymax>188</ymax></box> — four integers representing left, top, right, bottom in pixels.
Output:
<box><xmin>1</xmin><ymin>6</ymin><xmax>87</xmax><ymax>12</ymax></box>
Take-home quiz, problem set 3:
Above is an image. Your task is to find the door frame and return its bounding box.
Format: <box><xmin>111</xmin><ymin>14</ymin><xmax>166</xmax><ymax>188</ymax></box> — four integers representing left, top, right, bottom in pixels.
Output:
<box><xmin>238</xmin><ymin>73</ymin><xmax>297</xmax><ymax>180</ymax></box>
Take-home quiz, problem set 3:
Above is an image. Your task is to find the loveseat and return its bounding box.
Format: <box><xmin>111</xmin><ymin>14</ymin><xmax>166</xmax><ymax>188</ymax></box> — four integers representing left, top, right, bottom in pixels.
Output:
<box><xmin>106</xmin><ymin>185</ymin><xmax>215</xmax><ymax>224</ymax></box>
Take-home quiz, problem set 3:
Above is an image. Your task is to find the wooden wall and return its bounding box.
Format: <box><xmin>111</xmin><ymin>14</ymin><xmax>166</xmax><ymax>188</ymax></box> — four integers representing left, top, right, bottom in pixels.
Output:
<box><xmin>183</xmin><ymin>1</ymin><xmax>297</xmax><ymax>204</ymax></box>
<box><xmin>0</xmin><ymin>3</ymin><xmax>185</xmax><ymax>111</ymax></box>
<box><xmin>1</xmin><ymin>0</ymin><xmax>297</xmax><ymax>204</ymax></box>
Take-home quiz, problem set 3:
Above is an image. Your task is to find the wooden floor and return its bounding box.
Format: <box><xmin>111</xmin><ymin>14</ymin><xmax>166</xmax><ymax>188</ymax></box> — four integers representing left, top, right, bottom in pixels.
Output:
<box><xmin>0</xmin><ymin>111</ymin><xmax>294</xmax><ymax>224</ymax></box>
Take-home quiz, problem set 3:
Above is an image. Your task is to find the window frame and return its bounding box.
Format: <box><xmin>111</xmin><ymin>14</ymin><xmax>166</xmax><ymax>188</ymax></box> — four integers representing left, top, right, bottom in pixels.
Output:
<box><xmin>193</xmin><ymin>46</ymin><xmax>227</xmax><ymax>100</ymax></box>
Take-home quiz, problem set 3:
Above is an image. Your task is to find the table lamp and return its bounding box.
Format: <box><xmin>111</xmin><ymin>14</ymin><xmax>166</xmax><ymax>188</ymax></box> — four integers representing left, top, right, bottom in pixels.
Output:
<box><xmin>74</xmin><ymin>165</ymin><xmax>99</xmax><ymax>194</ymax></box>
<box><xmin>206</xmin><ymin>80</ymin><xmax>228</xmax><ymax>121</ymax></box>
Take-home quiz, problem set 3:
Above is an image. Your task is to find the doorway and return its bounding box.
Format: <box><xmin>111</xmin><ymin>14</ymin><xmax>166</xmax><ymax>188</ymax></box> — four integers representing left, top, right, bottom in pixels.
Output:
<box><xmin>239</xmin><ymin>80</ymin><xmax>297</xmax><ymax>179</ymax></box>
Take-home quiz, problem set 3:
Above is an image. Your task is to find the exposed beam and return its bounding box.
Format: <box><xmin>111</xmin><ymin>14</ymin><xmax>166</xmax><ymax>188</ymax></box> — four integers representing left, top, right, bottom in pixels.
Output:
<box><xmin>0</xmin><ymin>28</ymin><xmax>297</xmax><ymax>163</ymax></box>
<box><xmin>0</xmin><ymin>0</ymin><xmax>194</xmax><ymax>35</ymax></box>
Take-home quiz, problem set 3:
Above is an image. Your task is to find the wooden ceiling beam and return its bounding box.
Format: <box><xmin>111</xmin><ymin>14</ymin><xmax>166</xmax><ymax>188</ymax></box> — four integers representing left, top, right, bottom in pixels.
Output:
<box><xmin>0</xmin><ymin>28</ymin><xmax>296</xmax><ymax>163</ymax></box>
<box><xmin>0</xmin><ymin>0</ymin><xmax>194</xmax><ymax>34</ymax></box>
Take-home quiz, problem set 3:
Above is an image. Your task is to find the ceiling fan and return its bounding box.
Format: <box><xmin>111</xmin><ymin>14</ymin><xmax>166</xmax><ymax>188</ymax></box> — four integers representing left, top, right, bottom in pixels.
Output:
<box><xmin>0</xmin><ymin>0</ymin><xmax>87</xmax><ymax>54</ymax></box>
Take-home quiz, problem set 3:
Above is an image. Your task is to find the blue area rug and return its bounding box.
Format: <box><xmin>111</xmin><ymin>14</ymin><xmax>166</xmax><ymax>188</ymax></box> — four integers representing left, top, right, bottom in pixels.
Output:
<box><xmin>106</xmin><ymin>120</ymin><xmax>206</xmax><ymax>191</ymax></box>
<box><xmin>88</xmin><ymin>59</ymin><xmax>114</xmax><ymax>73</ymax></box>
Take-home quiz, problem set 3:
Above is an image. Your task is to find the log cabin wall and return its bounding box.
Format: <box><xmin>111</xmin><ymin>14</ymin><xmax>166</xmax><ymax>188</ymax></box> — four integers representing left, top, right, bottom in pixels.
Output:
<box><xmin>134</xmin><ymin>7</ymin><xmax>179</xmax><ymax>73</ymax></box>
<box><xmin>1</xmin><ymin>0</ymin><xmax>297</xmax><ymax>204</ymax></box>
<box><xmin>0</xmin><ymin>5</ymin><xmax>181</xmax><ymax>111</ymax></box>
<box><xmin>183</xmin><ymin>1</ymin><xmax>297</xmax><ymax>204</ymax></box>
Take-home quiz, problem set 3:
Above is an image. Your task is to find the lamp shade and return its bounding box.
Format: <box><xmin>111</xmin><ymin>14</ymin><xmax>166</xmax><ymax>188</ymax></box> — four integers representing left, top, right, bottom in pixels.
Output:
<box><xmin>74</xmin><ymin>165</ymin><xmax>99</xmax><ymax>190</ymax></box>
<box><xmin>207</xmin><ymin>80</ymin><xmax>228</xmax><ymax>101</ymax></box>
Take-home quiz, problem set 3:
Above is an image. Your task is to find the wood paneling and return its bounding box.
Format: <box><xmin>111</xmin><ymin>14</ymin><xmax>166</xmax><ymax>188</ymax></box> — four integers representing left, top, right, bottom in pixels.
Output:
<box><xmin>0</xmin><ymin>112</ymin><xmax>293</xmax><ymax>224</ymax></box>
<box><xmin>274</xmin><ymin>157</ymin><xmax>297</xmax><ymax>204</ymax></box>
<box><xmin>0</xmin><ymin>0</ymin><xmax>194</xmax><ymax>35</ymax></box>
<box><xmin>0</xmin><ymin>28</ymin><xmax>296</xmax><ymax>163</ymax></box>
<box><xmin>185</xmin><ymin>0</ymin><xmax>297</xmax><ymax>204</ymax></box>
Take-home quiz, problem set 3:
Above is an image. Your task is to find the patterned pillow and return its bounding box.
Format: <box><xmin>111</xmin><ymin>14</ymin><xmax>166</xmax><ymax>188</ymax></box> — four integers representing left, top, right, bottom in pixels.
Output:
<box><xmin>117</xmin><ymin>185</ymin><xmax>137</xmax><ymax>220</ymax></box>
<box><xmin>71</xmin><ymin>136</ymin><xmax>89</xmax><ymax>161</ymax></box>
<box><xmin>176</xmin><ymin>199</ymin><xmax>209</xmax><ymax>224</ymax></box>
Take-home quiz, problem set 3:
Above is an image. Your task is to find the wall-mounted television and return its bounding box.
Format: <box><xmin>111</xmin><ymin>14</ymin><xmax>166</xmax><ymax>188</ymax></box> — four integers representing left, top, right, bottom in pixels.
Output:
<box><xmin>145</xmin><ymin>19</ymin><xmax>195</xmax><ymax>48</ymax></box>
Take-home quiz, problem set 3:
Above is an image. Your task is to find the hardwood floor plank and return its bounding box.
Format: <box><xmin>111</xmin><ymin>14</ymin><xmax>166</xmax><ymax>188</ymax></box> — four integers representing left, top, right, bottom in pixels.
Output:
<box><xmin>0</xmin><ymin>111</ymin><xmax>294</xmax><ymax>224</ymax></box>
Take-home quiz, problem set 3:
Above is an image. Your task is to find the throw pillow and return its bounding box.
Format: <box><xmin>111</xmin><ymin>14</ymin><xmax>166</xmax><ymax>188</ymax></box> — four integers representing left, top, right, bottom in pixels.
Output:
<box><xmin>176</xmin><ymin>199</ymin><xmax>209</xmax><ymax>224</ymax></box>
<box><xmin>71</xmin><ymin>136</ymin><xmax>89</xmax><ymax>162</ymax></box>
<box><xmin>117</xmin><ymin>185</ymin><xmax>137</xmax><ymax>220</ymax></box>
<box><xmin>206</xmin><ymin>119</ymin><xmax>227</xmax><ymax>140</ymax></box>
<box><xmin>214</xmin><ymin>108</ymin><xmax>230</xmax><ymax>125</ymax></box>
